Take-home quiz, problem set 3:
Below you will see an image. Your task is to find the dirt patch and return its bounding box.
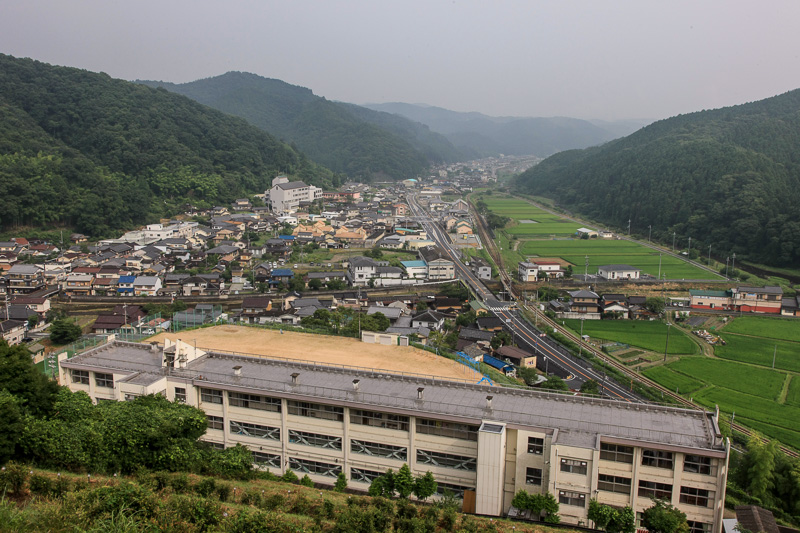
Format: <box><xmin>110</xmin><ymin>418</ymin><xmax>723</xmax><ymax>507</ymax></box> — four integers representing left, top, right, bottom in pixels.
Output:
<box><xmin>148</xmin><ymin>325</ymin><xmax>481</xmax><ymax>382</ymax></box>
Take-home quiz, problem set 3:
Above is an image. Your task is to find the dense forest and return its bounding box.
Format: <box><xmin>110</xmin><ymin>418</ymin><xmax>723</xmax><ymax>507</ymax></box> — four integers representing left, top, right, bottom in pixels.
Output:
<box><xmin>0</xmin><ymin>54</ymin><xmax>338</xmax><ymax>237</ymax></box>
<box><xmin>138</xmin><ymin>72</ymin><xmax>463</xmax><ymax>181</ymax></box>
<box><xmin>364</xmin><ymin>102</ymin><xmax>646</xmax><ymax>159</ymax></box>
<box><xmin>515</xmin><ymin>89</ymin><xmax>800</xmax><ymax>267</ymax></box>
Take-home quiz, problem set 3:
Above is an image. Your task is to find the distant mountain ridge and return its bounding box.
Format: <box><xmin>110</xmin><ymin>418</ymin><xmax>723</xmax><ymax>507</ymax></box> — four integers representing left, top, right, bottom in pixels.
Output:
<box><xmin>0</xmin><ymin>54</ymin><xmax>332</xmax><ymax>236</ymax></box>
<box><xmin>362</xmin><ymin>102</ymin><xmax>650</xmax><ymax>158</ymax></box>
<box><xmin>137</xmin><ymin>72</ymin><xmax>464</xmax><ymax>180</ymax></box>
<box><xmin>515</xmin><ymin>89</ymin><xmax>800</xmax><ymax>268</ymax></box>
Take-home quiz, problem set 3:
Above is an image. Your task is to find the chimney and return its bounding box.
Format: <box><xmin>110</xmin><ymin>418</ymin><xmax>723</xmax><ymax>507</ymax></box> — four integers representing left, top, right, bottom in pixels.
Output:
<box><xmin>291</xmin><ymin>372</ymin><xmax>299</xmax><ymax>385</ymax></box>
<box><xmin>352</xmin><ymin>379</ymin><xmax>360</xmax><ymax>391</ymax></box>
<box><xmin>233</xmin><ymin>365</ymin><xmax>242</xmax><ymax>377</ymax></box>
<box><xmin>486</xmin><ymin>395</ymin><xmax>493</xmax><ymax>409</ymax></box>
<box><xmin>150</xmin><ymin>342</ymin><xmax>159</xmax><ymax>352</ymax></box>
<box><xmin>417</xmin><ymin>387</ymin><xmax>425</xmax><ymax>400</ymax></box>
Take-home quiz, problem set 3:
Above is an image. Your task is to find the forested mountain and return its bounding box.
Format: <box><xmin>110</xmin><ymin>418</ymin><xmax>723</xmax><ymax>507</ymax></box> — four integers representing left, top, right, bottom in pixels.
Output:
<box><xmin>515</xmin><ymin>89</ymin><xmax>800</xmax><ymax>267</ymax></box>
<box><xmin>137</xmin><ymin>72</ymin><xmax>463</xmax><ymax>180</ymax></box>
<box><xmin>0</xmin><ymin>54</ymin><xmax>334</xmax><ymax>237</ymax></box>
<box><xmin>363</xmin><ymin>102</ymin><xmax>648</xmax><ymax>158</ymax></box>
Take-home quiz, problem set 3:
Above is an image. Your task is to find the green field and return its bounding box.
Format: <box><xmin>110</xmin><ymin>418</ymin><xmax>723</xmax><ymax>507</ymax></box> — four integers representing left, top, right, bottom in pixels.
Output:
<box><xmin>785</xmin><ymin>376</ymin><xmax>800</xmax><ymax>407</ymax></box>
<box><xmin>642</xmin><ymin>366</ymin><xmax>705</xmax><ymax>394</ymax></box>
<box><xmin>479</xmin><ymin>195</ymin><xmax>720</xmax><ymax>280</ymax></box>
<box><xmin>563</xmin><ymin>319</ymin><xmax>698</xmax><ymax>354</ymax></box>
<box><xmin>715</xmin><ymin>334</ymin><xmax>800</xmax><ymax>373</ymax></box>
<box><xmin>723</xmin><ymin>316</ymin><xmax>800</xmax><ymax>343</ymax></box>
<box><xmin>667</xmin><ymin>357</ymin><xmax>786</xmax><ymax>400</ymax></box>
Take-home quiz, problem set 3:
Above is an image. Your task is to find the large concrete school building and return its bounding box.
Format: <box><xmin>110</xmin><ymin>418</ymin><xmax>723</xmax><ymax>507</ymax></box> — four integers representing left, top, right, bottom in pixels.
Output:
<box><xmin>60</xmin><ymin>339</ymin><xmax>729</xmax><ymax>531</ymax></box>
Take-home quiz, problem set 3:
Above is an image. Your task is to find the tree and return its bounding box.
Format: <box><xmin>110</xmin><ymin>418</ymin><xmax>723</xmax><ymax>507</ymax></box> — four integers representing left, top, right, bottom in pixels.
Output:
<box><xmin>412</xmin><ymin>471</ymin><xmax>437</xmax><ymax>501</ymax></box>
<box><xmin>394</xmin><ymin>464</ymin><xmax>414</xmax><ymax>499</ymax></box>
<box><xmin>511</xmin><ymin>489</ymin><xmax>559</xmax><ymax>523</ymax></box>
<box><xmin>49</xmin><ymin>318</ymin><xmax>82</xmax><ymax>345</ymax></box>
<box><xmin>416</xmin><ymin>301</ymin><xmax>429</xmax><ymax>313</ymax></box>
<box><xmin>368</xmin><ymin>469</ymin><xmax>395</xmax><ymax>498</ymax></box>
<box><xmin>490</xmin><ymin>330</ymin><xmax>512</xmax><ymax>349</ymax></box>
<box><xmin>646</xmin><ymin>297</ymin><xmax>666</xmax><ymax>315</ymax></box>
<box><xmin>300</xmin><ymin>474</ymin><xmax>314</xmax><ymax>487</ymax></box>
<box><xmin>327</xmin><ymin>279</ymin><xmax>345</xmax><ymax>290</ymax></box>
<box><xmin>288</xmin><ymin>277</ymin><xmax>305</xmax><ymax>292</ymax></box>
<box><xmin>580</xmin><ymin>379</ymin><xmax>600</xmax><ymax>396</ymax></box>
<box><xmin>27</xmin><ymin>315</ymin><xmax>39</xmax><ymax>329</ymax></box>
<box><xmin>0</xmin><ymin>341</ymin><xmax>59</xmax><ymax>417</ymax></box>
<box><xmin>455</xmin><ymin>311</ymin><xmax>476</xmax><ymax>328</ymax></box>
<box><xmin>539</xmin><ymin>375</ymin><xmax>569</xmax><ymax>391</ymax></box>
<box><xmin>308</xmin><ymin>278</ymin><xmax>322</xmax><ymax>291</ymax></box>
<box><xmin>517</xmin><ymin>366</ymin><xmax>539</xmax><ymax>386</ymax></box>
<box><xmin>738</xmin><ymin>433</ymin><xmax>779</xmax><ymax>503</ymax></box>
<box><xmin>0</xmin><ymin>390</ymin><xmax>22</xmax><ymax>464</ymax></box>
<box><xmin>589</xmin><ymin>499</ymin><xmax>635</xmax><ymax>533</ymax></box>
<box><xmin>641</xmin><ymin>499</ymin><xmax>689</xmax><ymax>533</ymax></box>
<box><xmin>256</xmin><ymin>282</ymin><xmax>268</xmax><ymax>294</ymax></box>
<box><xmin>334</xmin><ymin>472</ymin><xmax>348</xmax><ymax>492</ymax></box>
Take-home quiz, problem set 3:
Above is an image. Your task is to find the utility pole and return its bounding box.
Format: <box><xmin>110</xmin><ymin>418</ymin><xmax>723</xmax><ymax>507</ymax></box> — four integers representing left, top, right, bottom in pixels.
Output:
<box><xmin>584</xmin><ymin>255</ymin><xmax>589</xmax><ymax>278</ymax></box>
<box><xmin>708</xmin><ymin>244</ymin><xmax>712</xmax><ymax>267</ymax></box>
<box><xmin>658</xmin><ymin>253</ymin><xmax>662</xmax><ymax>280</ymax></box>
<box><xmin>627</xmin><ymin>219</ymin><xmax>631</xmax><ymax>235</ymax></box>
<box><xmin>725</xmin><ymin>256</ymin><xmax>730</xmax><ymax>279</ymax></box>
<box><xmin>731</xmin><ymin>253</ymin><xmax>736</xmax><ymax>276</ymax></box>
<box><xmin>663</xmin><ymin>322</ymin><xmax>672</xmax><ymax>363</ymax></box>
<box><xmin>579</xmin><ymin>318</ymin><xmax>585</xmax><ymax>358</ymax></box>
<box><xmin>648</xmin><ymin>225</ymin><xmax>652</xmax><ymax>242</ymax></box>
<box><xmin>687</xmin><ymin>237</ymin><xmax>691</xmax><ymax>257</ymax></box>
<box><xmin>672</xmin><ymin>232</ymin><xmax>676</xmax><ymax>252</ymax></box>
<box><xmin>773</xmin><ymin>345</ymin><xmax>777</xmax><ymax>369</ymax></box>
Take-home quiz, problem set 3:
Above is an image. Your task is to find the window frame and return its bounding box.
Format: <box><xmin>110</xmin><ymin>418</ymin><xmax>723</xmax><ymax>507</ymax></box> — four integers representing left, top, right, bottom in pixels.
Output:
<box><xmin>680</xmin><ymin>486</ymin><xmax>713</xmax><ymax>507</ymax></box>
<box><xmin>349</xmin><ymin>409</ymin><xmax>409</xmax><ymax>431</ymax></box>
<box><xmin>350</xmin><ymin>439</ymin><xmax>407</xmax><ymax>461</ymax></box>
<box><xmin>525</xmin><ymin>467</ymin><xmax>543</xmax><ymax>486</ymax></box>
<box><xmin>174</xmin><ymin>387</ymin><xmax>186</xmax><ymax>403</ymax></box>
<box><xmin>642</xmin><ymin>449</ymin><xmax>674</xmax><ymax>469</ymax></box>
<box><xmin>560</xmin><ymin>458</ymin><xmax>588</xmax><ymax>475</ymax></box>
<box><xmin>200</xmin><ymin>388</ymin><xmax>223</xmax><ymax>404</ymax></box>
<box><xmin>600</xmin><ymin>442</ymin><xmax>634</xmax><ymax>463</ymax></box>
<box><xmin>416</xmin><ymin>449</ymin><xmax>477</xmax><ymax>471</ymax></box>
<box><xmin>527</xmin><ymin>436</ymin><xmax>544</xmax><ymax>455</ymax></box>
<box><xmin>638</xmin><ymin>480</ymin><xmax>673</xmax><ymax>500</ymax></box>
<box><xmin>228</xmin><ymin>391</ymin><xmax>281</xmax><ymax>412</ymax></box>
<box><xmin>207</xmin><ymin>415</ymin><xmax>224</xmax><ymax>430</ymax></box>
<box><xmin>230</xmin><ymin>420</ymin><xmax>280</xmax><ymax>440</ymax></box>
<box><xmin>94</xmin><ymin>372</ymin><xmax>114</xmax><ymax>388</ymax></box>
<box><xmin>71</xmin><ymin>369</ymin><xmax>90</xmax><ymax>385</ymax></box>
<box><xmin>288</xmin><ymin>429</ymin><xmax>342</xmax><ymax>450</ymax></box>
<box><xmin>683</xmin><ymin>454</ymin><xmax>715</xmax><ymax>476</ymax></box>
<box><xmin>289</xmin><ymin>457</ymin><xmax>342</xmax><ymax>478</ymax></box>
<box><xmin>416</xmin><ymin>418</ymin><xmax>478</xmax><ymax>441</ymax></box>
<box><xmin>287</xmin><ymin>400</ymin><xmax>344</xmax><ymax>422</ymax></box>
<box><xmin>597</xmin><ymin>473</ymin><xmax>631</xmax><ymax>494</ymax></box>
<box><xmin>252</xmin><ymin>451</ymin><xmax>281</xmax><ymax>468</ymax></box>
<box><xmin>558</xmin><ymin>490</ymin><xmax>586</xmax><ymax>507</ymax></box>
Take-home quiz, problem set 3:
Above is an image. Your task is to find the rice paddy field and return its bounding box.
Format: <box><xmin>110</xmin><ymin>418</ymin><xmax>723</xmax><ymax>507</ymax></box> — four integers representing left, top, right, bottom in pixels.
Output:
<box><xmin>563</xmin><ymin>319</ymin><xmax>698</xmax><ymax>354</ymax></box>
<box><xmin>721</xmin><ymin>316</ymin><xmax>800</xmax><ymax>343</ymax></box>
<box><xmin>481</xmin><ymin>195</ymin><xmax>720</xmax><ymax>280</ymax></box>
<box><xmin>641</xmin><ymin>365</ymin><xmax>705</xmax><ymax>394</ymax></box>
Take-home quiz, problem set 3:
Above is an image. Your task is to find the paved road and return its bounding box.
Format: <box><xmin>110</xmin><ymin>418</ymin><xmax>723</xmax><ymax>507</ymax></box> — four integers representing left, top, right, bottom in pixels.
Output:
<box><xmin>407</xmin><ymin>194</ymin><xmax>643</xmax><ymax>402</ymax></box>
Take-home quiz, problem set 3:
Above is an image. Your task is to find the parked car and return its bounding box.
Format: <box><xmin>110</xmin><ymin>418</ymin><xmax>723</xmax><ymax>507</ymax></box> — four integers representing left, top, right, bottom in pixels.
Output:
<box><xmin>294</xmin><ymin>264</ymin><xmax>298</xmax><ymax>268</ymax></box>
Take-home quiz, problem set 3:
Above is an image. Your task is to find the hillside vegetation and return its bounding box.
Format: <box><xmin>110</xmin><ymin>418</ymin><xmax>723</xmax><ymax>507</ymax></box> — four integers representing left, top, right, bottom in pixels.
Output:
<box><xmin>0</xmin><ymin>54</ymin><xmax>336</xmax><ymax>236</ymax></box>
<box><xmin>515</xmin><ymin>89</ymin><xmax>800</xmax><ymax>267</ymax></box>
<box><xmin>139</xmin><ymin>72</ymin><xmax>464</xmax><ymax>181</ymax></box>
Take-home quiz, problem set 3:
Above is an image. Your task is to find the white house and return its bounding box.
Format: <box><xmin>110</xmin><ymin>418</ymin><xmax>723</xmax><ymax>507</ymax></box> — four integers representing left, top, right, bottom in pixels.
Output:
<box><xmin>598</xmin><ymin>264</ymin><xmax>641</xmax><ymax>280</ymax></box>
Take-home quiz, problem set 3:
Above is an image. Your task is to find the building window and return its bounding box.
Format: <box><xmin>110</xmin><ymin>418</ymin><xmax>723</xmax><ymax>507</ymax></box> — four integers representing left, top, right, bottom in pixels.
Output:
<box><xmin>416</xmin><ymin>449</ymin><xmax>477</xmax><ymax>471</ymax></box>
<box><xmin>688</xmin><ymin>521</ymin><xmax>712</xmax><ymax>533</ymax></box>
<box><xmin>560</xmin><ymin>458</ymin><xmax>588</xmax><ymax>475</ymax></box>
<box><xmin>287</xmin><ymin>401</ymin><xmax>343</xmax><ymax>422</ymax></box>
<box><xmin>349</xmin><ymin>409</ymin><xmax>409</xmax><ymax>431</ymax></box>
<box><xmin>230</xmin><ymin>421</ymin><xmax>280</xmax><ymax>440</ymax></box>
<box><xmin>350</xmin><ymin>467</ymin><xmax>383</xmax><ymax>484</ymax></box>
<box><xmin>252</xmin><ymin>452</ymin><xmax>281</xmax><ymax>469</ymax></box>
<box><xmin>680</xmin><ymin>486</ymin><xmax>713</xmax><ymax>507</ymax></box>
<box><xmin>600</xmin><ymin>442</ymin><xmax>633</xmax><ymax>463</ymax></box>
<box><xmin>638</xmin><ymin>480</ymin><xmax>673</xmax><ymax>500</ymax></box>
<box><xmin>204</xmin><ymin>441</ymin><xmax>224</xmax><ymax>450</ymax></box>
<box><xmin>288</xmin><ymin>430</ymin><xmax>342</xmax><ymax>450</ymax></box>
<box><xmin>124</xmin><ymin>394</ymin><xmax>139</xmax><ymax>402</ymax></box>
<box><xmin>416</xmin><ymin>418</ymin><xmax>478</xmax><ymax>441</ymax></box>
<box><xmin>200</xmin><ymin>388</ymin><xmax>223</xmax><ymax>404</ymax></box>
<box><xmin>558</xmin><ymin>490</ymin><xmax>586</xmax><ymax>507</ymax></box>
<box><xmin>598</xmin><ymin>473</ymin><xmax>631</xmax><ymax>494</ymax></box>
<box><xmin>95</xmin><ymin>373</ymin><xmax>114</xmax><ymax>388</ymax></box>
<box><xmin>207</xmin><ymin>415</ymin><xmax>224</xmax><ymax>430</ymax></box>
<box><xmin>174</xmin><ymin>387</ymin><xmax>186</xmax><ymax>403</ymax></box>
<box><xmin>71</xmin><ymin>369</ymin><xmax>89</xmax><ymax>385</ymax></box>
<box><xmin>642</xmin><ymin>449</ymin><xmax>674</xmax><ymax>469</ymax></box>
<box><xmin>436</xmin><ymin>482</ymin><xmax>474</xmax><ymax>499</ymax></box>
<box><xmin>527</xmin><ymin>437</ymin><xmax>544</xmax><ymax>455</ymax></box>
<box><xmin>683</xmin><ymin>455</ymin><xmax>715</xmax><ymax>476</ymax></box>
<box><xmin>228</xmin><ymin>392</ymin><xmax>281</xmax><ymax>412</ymax></box>
<box><xmin>289</xmin><ymin>457</ymin><xmax>341</xmax><ymax>478</ymax></box>
<box><xmin>525</xmin><ymin>467</ymin><xmax>542</xmax><ymax>486</ymax></box>
<box><xmin>351</xmin><ymin>439</ymin><xmax>407</xmax><ymax>461</ymax></box>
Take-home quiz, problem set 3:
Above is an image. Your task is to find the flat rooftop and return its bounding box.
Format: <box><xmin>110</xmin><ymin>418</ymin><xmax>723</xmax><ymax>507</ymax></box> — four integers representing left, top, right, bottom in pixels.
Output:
<box><xmin>62</xmin><ymin>341</ymin><xmax>724</xmax><ymax>454</ymax></box>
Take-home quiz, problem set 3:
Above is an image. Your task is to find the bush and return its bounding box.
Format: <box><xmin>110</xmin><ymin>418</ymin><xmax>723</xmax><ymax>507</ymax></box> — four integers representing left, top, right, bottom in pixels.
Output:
<box><xmin>28</xmin><ymin>473</ymin><xmax>53</xmax><ymax>497</ymax></box>
<box><xmin>195</xmin><ymin>477</ymin><xmax>217</xmax><ymax>498</ymax></box>
<box><xmin>300</xmin><ymin>474</ymin><xmax>314</xmax><ymax>487</ymax></box>
<box><xmin>215</xmin><ymin>483</ymin><xmax>232</xmax><ymax>502</ymax></box>
<box><xmin>169</xmin><ymin>494</ymin><xmax>223</xmax><ymax>529</ymax></box>
<box><xmin>281</xmin><ymin>470</ymin><xmax>298</xmax><ymax>484</ymax></box>
<box><xmin>334</xmin><ymin>471</ymin><xmax>348</xmax><ymax>492</ymax></box>
<box><xmin>440</xmin><ymin>507</ymin><xmax>458</xmax><ymax>530</ymax></box>
<box><xmin>262</xmin><ymin>493</ymin><xmax>286</xmax><ymax>511</ymax></box>
<box><xmin>240</xmin><ymin>490</ymin><xmax>262</xmax><ymax>507</ymax></box>
<box><xmin>170</xmin><ymin>473</ymin><xmax>190</xmax><ymax>494</ymax></box>
<box><xmin>152</xmin><ymin>471</ymin><xmax>170</xmax><ymax>491</ymax></box>
<box><xmin>291</xmin><ymin>493</ymin><xmax>312</xmax><ymax>516</ymax></box>
<box><xmin>0</xmin><ymin>461</ymin><xmax>28</xmax><ymax>494</ymax></box>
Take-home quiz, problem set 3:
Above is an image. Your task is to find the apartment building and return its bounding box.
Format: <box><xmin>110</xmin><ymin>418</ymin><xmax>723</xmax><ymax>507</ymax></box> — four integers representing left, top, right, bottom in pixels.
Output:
<box><xmin>268</xmin><ymin>176</ymin><xmax>322</xmax><ymax>214</ymax></box>
<box><xmin>60</xmin><ymin>339</ymin><xmax>728</xmax><ymax>531</ymax></box>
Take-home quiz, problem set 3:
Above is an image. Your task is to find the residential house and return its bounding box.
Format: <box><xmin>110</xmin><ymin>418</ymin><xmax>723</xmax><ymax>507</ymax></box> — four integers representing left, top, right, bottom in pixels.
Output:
<box><xmin>418</xmin><ymin>246</ymin><xmax>455</xmax><ymax>281</ymax></box>
<box><xmin>731</xmin><ymin>286</ymin><xmax>783</xmax><ymax>314</ymax></box>
<box><xmin>0</xmin><ymin>320</ymin><xmax>25</xmax><ymax>345</ymax></box>
<box><xmin>64</xmin><ymin>273</ymin><xmax>95</xmax><ymax>297</ymax></box>
<box><xmin>401</xmin><ymin>260</ymin><xmax>428</xmax><ymax>280</ymax></box>
<box><xmin>411</xmin><ymin>310</ymin><xmax>446</xmax><ymax>331</ymax></box>
<box><xmin>518</xmin><ymin>262</ymin><xmax>540</xmax><ymax>282</ymax></box>
<box><xmin>470</xmin><ymin>257</ymin><xmax>492</xmax><ymax>280</ymax></box>
<box><xmin>117</xmin><ymin>275</ymin><xmax>136</xmax><ymax>296</ymax></box>
<box><xmin>239</xmin><ymin>296</ymin><xmax>273</xmax><ymax>324</ymax></box>
<box><xmin>495</xmin><ymin>345</ymin><xmax>537</xmax><ymax>368</ymax></box>
<box><xmin>567</xmin><ymin>289</ymin><xmax>602</xmax><ymax>318</ymax></box>
<box><xmin>270</xmin><ymin>269</ymin><xmax>294</xmax><ymax>285</ymax></box>
<box><xmin>598</xmin><ymin>264</ymin><xmax>641</xmax><ymax>281</ymax></box>
<box><xmin>7</xmin><ymin>264</ymin><xmax>45</xmax><ymax>295</ymax></box>
<box><xmin>10</xmin><ymin>296</ymin><xmax>51</xmax><ymax>316</ymax></box>
<box><xmin>133</xmin><ymin>276</ymin><xmax>162</xmax><ymax>296</ymax></box>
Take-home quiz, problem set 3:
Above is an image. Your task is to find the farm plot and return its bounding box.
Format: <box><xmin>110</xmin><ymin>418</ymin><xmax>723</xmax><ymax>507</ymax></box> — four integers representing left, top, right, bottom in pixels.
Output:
<box><xmin>692</xmin><ymin>387</ymin><xmax>800</xmax><ymax>450</ymax></box>
<box><xmin>642</xmin><ymin>366</ymin><xmax>705</xmax><ymax>394</ymax></box>
<box><xmin>787</xmin><ymin>377</ymin><xmax>800</xmax><ymax>408</ymax></box>
<box><xmin>715</xmin><ymin>334</ymin><xmax>800</xmax><ymax>373</ymax></box>
<box><xmin>723</xmin><ymin>316</ymin><xmax>800</xmax><ymax>343</ymax></box>
<box><xmin>563</xmin><ymin>319</ymin><xmax>698</xmax><ymax>354</ymax></box>
<box><xmin>521</xmin><ymin>239</ymin><xmax>715</xmax><ymax>279</ymax></box>
<box><xmin>667</xmin><ymin>357</ymin><xmax>786</xmax><ymax>400</ymax></box>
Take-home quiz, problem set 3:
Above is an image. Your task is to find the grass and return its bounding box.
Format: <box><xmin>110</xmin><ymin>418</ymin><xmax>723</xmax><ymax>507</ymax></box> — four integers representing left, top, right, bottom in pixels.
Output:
<box><xmin>715</xmin><ymin>334</ymin><xmax>800</xmax><ymax>373</ymax></box>
<box><xmin>642</xmin><ymin>366</ymin><xmax>705</xmax><ymax>394</ymax></box>
<box><xmin>563</xmin><ymin>319</ymin><xmax>698</xmax><ymax>354</ymax></box>
<box><xmin>785</xmin><ymin>376</ymin><xmax>800</xmax><ymax>407</ymax></box>
<box><xmin>667</xmin><ymin>357</ymin><xmax>786</xmax><ymax>400</ymax></box>
<box><xmin>723</xmin><ymin>316</ymin><xmax>800</xmax><ymax>343</ymax></box>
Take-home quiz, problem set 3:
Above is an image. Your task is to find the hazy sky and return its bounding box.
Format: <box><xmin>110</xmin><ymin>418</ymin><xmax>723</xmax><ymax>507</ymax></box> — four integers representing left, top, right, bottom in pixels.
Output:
<box><xmin>3</xmin><ymin>0</ymin><xmax>800</xmax><ymax>120</ymax></box>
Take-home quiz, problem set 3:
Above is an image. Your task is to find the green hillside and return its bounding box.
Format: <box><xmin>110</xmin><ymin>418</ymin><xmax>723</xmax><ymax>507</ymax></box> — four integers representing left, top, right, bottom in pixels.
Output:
<box><xmin>138</xmin><ymin>72</ymin><xmax>464</xmax><ymax>180</ymax></box>
<box><xmin>515</xmin><ymin>89</ymin><xmax>800</xmax><ymax>267</ymax></box>
<box><xmin>0</xmin><ymin>54</ymin><xmax>335</xmax><ymax>237</ymax></box>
